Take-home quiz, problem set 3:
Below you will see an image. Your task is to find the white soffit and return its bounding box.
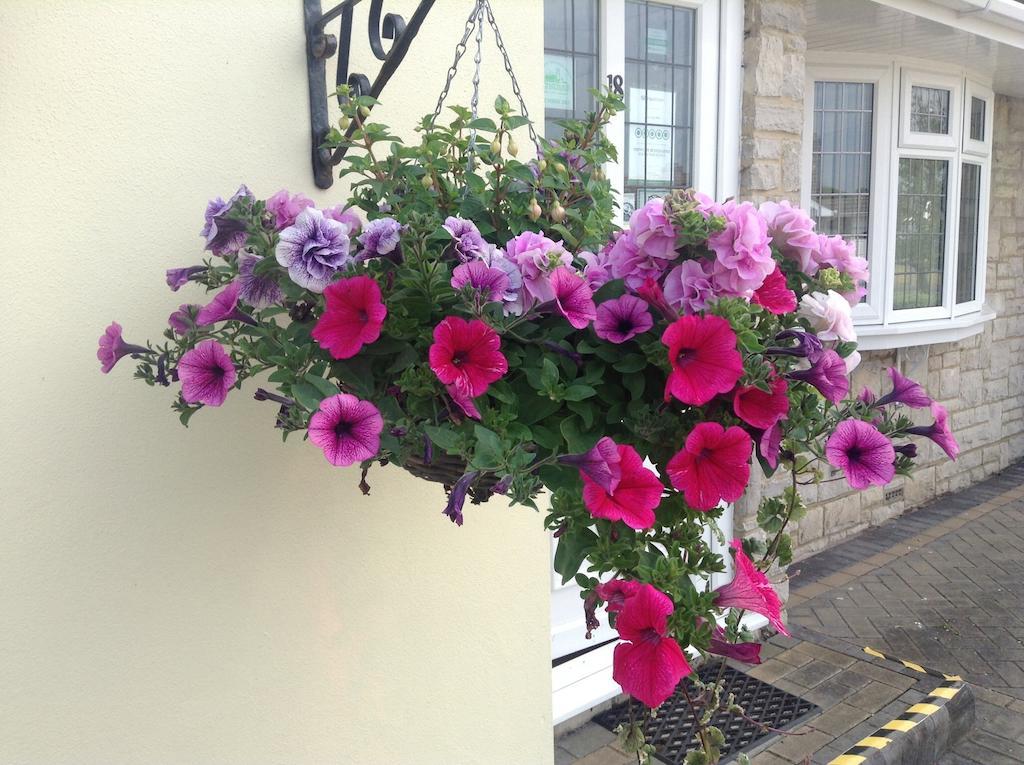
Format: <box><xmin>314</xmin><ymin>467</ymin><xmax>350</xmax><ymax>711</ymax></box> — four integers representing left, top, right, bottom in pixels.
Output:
<box><xmin>807</xmin><ymin>0</ymin><xmax>1024</xmax><ymax>97</ymax></box>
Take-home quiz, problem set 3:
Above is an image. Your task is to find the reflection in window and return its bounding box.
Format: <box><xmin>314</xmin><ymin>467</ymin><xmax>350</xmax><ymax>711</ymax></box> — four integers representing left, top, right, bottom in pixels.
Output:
<box><xmin>957</xmin><ymin>163</ymin><xmax>982</xmax><ymax>304</ymax></box>
<box><xmin>811</xmin><ymin>81</ymin><xmax>873</xmax><ymax>268</ymax></box>
<box><xmin>909</xmin><ymin>86</ymin><xmax>950</xmax><ymax>134</ymax></box>
<box><xmin>543</xmin><ymin>0</ymin><xmax>599</xmax><ymax>141</ymax></box>
<box><xmin>894</xmin><ymin>158</ymin><xmax>948</xmax><ymax>310</ymax></box>
<box><xmin>970</xmin><ymin>96</ymin><xmax>986</xmax><ymax>143</ymax></box>
<box><xmin>623</xmin><ymin>0</ymin><xmax>695</xmax><ymax>219</ymax></box>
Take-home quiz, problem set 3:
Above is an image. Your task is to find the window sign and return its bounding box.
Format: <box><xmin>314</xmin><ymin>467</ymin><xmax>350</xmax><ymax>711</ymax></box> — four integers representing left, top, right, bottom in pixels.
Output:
<box><xmin>630</xmin><ymin>87</ymin><xmax>674</xmax><ymax>125</ymax></box>
<box><xmin>647</xmin><ymin>26</ymin><xmax>669</xmax><ymax>58</ymax></box>
<box><xmin>628</xmin><ymin>125</ymin><xmax>672</xmax><ymax>184</ymax></box>
<box><xmin>544</xmin><ymin>54</ymin><xmax>574</xmax><ymax>112</ymax></box>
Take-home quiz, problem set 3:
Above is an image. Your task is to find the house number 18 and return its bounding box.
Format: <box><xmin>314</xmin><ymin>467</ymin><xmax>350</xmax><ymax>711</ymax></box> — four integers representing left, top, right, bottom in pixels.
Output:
<box><xmin>606</xmin><ymin>74</ymin><xmax>624</xmax><ymax>96</ymax></box>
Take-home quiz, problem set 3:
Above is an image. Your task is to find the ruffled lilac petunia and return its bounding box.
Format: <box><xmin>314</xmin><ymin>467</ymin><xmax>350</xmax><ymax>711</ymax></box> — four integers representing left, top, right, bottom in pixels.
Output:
<box><xmin>594</xmin><ymin>295</ymin><xmax>653</xmax><ymax>344</ymax></box>
<box><xmin>238</xmin><ymin>254</ymin><xmax>284</xmax><ymax>308</ymax></box>
<box><xmin>166</xmin><ymin>266</ymin><xmax>207</xmax><ymax>291</ymax></box>
<box><xmin>201</xmin><ymin>185</ymin><xmax>253</xmax><ymax>256</ymax></box>
<box><xmin>275</xmin><ymin>207</ymin><xmax>354</xmax><ymax>292</ymax></box>
<box><xmin>357</xmin><ymin>217</ymin><xmax>403</xmax><ymax>259</ymax></box>
<box><xmin>876</xmin><ymin>368</ymin><xmax>931</xmax><ymax>409</ymax></box>
<box><xmin>265</xmin><ymin>189</ymin><xmax>315</xmax><ymax>230</ymax></box>
<box><xmin>505</xmin><ymin>231</ymin><xmax>571</xmax><ymax>303</ymax></box>
<box><xmin>663</xmin><ymin>259</ymin><xmax>714</xmax><ymax>314</ymax></box>
<box><xmin>196</xmin><ymin>281</ymin><xmax>256</xmax><ymax>326</ymax></box>
<box><xmin>826</xmin><ymin>419</ymin><xmax>896</xmax><ymax>489</ymax></box>
<box><xmin>178</xmin><ymin>339</ymin><xmax>237</xmax><ymax>407</ymax></box>
<box><xmin>788</xmin><ymin>349</ymin><xmax>849</xmax><ymax>403</ymax></box>
<box><xmin>451</xmin><ymin>260</ymin><xmax>511</xmax><ymax>302</ymax></box>
<box><xmin>97</xmin><ymin>322</ymin><xmax>150</xmax><ymax>373</ymax></box>
<box><xmin>906</xmin><ymin>402</ymin><xmax>960</xmax><ymax>460</ymax></box>
<box><xmin>443</xmin><ymin>216</ymin><xmax>489</xmax><ymax>261</ymax></box>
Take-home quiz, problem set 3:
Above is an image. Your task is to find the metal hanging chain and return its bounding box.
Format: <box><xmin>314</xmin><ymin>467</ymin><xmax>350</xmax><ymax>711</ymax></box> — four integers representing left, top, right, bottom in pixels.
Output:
<box><xmin>482</xmin><ymin>0</ymin><xmax>541</xmax><ymax>154</ymax></box>
<box><xmin>430</xmin><ymin>1</ymin><xmax>482</xmax><ymax>127</ymax></box>
<box><xmin>465</xmin><ymin>1</ymin><xmax>485</xmax><ymax>174</ymax></box>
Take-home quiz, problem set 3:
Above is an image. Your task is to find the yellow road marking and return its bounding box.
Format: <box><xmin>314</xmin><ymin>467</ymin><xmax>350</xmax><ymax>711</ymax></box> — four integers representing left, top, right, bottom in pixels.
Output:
<box><xmin>930</xmin><ymin>686</ymin><xmax>960</xmax><ymax>699</ymax></box>
<box><xmin>856</xmin><ymin>736</ymin><xmax>892</xmax><ymax>748</ymax></box>
<box><xmin>828</xmin><ymin>756</ymin><xmax>867</xmax><ymax>765</ymax></box>
<box><xmin>906</xmin><ymin>702</ymin><xmax>941</xmax><ymax>715</ymax></box>
<box><xmin>881</xmin><ymin>719</ymin><xmax>918</xmax><ymax>732</ymax></box>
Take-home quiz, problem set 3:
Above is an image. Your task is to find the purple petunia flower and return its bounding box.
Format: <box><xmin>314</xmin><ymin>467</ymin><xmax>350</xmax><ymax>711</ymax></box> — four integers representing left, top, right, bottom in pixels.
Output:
<box><xmin>765</xmin><ymin>329</ymin><xmax>824</xmax><ymax>360</ymax></box>
<box><xmin>238</xmin><ymin>254</ymin><xmax>284</xmax><ymax>308</ymax></box>
<box><xmin>357</xmin><ymin>217</ymin><xmax>402</xmax><ymax>259</ymax></box>
<box><xmin>451</xmin><ymin>260</ymin><xmax>511</xmax><ymax>302</ymax></box>
<box><xmin>479</xmin><ymin>246</ymin><xmax>526</xmax><ymax>314</ymax></box>
<box><xmin>759</xmin><ymin>421</ymin><xmax>783</xmax><ymax>469</ymax></box>
<box><xmin>166</xmin><ymin>266</ymin><xmax>207</xmax><ymax>291</ymax></box>
<box><xmin>201</xmin><ymin>185</ymin><xmax>253</xmax><ymax>256</ymax></box>
<box><xmin>443</xmin><ymin>216</ymin><xmax>489</xmax><ymax>261</ymax></box>
<box><xmin>594</xmin><ymin>295</ymin><xmax>653</xmax><ymax>344</ymax></box>
<box><xmin>551</xmin><ymin>267</ymin><xmax>597</xmax><ymax>329</ymax></box>
<box><xmin>275</xmin><ymin>207</ymin><xmax>354</xmax><ymax>292</ymax></box>
<box><xmin>876</xmin><ymin>368</ymin><xmax>932</xmax><ymax>409</ymax></box>
<box><xmin>558</xmin><ymin>436</ymin><xmax>622</xmax><ymax>494</ymax></box>
<box><xmin>265</xmin><ymin>189</ymin><xmax>315</xmax><ymax>231</ymax></box>
<box><xmin>196</xmin><ymin>281</ymin><xmax>257</xmax><ymax>326</ymax></box>
<box><xmin>788</xmin><ymin>349</ymin><xmax>849</xmax><ymax>403</ymax></box>
<box><xmin>663</xmin><ymin>259</ymin><xmax>715</xmax><ymax>314</ymax></box>
<box><xmin>443</xmin><ymin>471</ymin><xmax>479</xmax><ymax>526</ymax></box>
<box><xmin>178</xmin><ymin>339</ymin><xmax>237</xmax><ymax>407</ymax></box>
<box><xmin>168</xmin><ymin>304</ymin><xmax>199</xmax><ymax>335</ymax></box>
<box><xmin>97</xmin><ymin>322</ymin><xmax>150</xmax><ymax>373</ymax></box>
<box><xmin>906</xmin><ymin>402</ymin><xmax>960</xmax><ymax>460</ymax></box>
<box><xmin>707</xmin><ymin>622</ymin><xmax>762</xmax><ymax>665</ymax></box>
<box><xmin>307</xmin><ymin>392</ymin><xmax>384</xmax><ymax>467</ymax></box>
<box><xmin>895</xmin><ymin>443</ymin><xmax>918</xmax><ymax>458</ymax></box>
<box><xmin>825</xmin><ymin>419</ymin><xmax>896</xmax><ymax>489</ymax></box>
<box><xmin>580</xmin><ymin>245</ymin><xmax>614</xmax><ymax>290</ymax></box>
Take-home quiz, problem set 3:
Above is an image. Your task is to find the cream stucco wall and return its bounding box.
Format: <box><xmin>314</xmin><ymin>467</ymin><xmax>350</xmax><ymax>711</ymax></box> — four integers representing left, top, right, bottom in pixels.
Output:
<box><xmin>0</xmin><ymin>2</ymin><xmax>553</xmax><ymax>763</ymax></box>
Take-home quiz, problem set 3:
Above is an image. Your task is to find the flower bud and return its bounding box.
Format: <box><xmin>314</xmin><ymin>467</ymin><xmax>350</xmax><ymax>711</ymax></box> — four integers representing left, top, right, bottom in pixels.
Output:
<box><xmin>550</xmin><ymin>202</ymin><xmax>566</xmax><ymax>223</ymax></box>
<box><xmin>337</xmin><ymin>115</ymin><xmax>350</xmax><ymax>130</ymax></box>
<box><xmin>537</xmin><ymin>159</ymin><xmax>548</xmax><ymax>173</ymax></box>
<box><xmin>554</xmin><ymin>162</ymin><xmax>567</xmax><ymax>175</ymax></box>
<box><xmin>490</xmin><ymin>137</ymin><xmax>501</xmax><ymax>154</ymax></box>
<box><xmin>420</xmin><ymin>174</ymin><xmax>434</xmax><ymax>189</ymax></box>
<box><xmin>358</xmin><ymin>105</ymin><xmax>371</xmax><ymax>118</ymax></box>
<box><xmin>528</xmin><ymin>199</ymin><xmax>542</xmax><ymax>221</ymax></box>
<box><xmin>507</xmin><ymin>137</ymin><xmax>518</xmax><ymax>157</ymax></box>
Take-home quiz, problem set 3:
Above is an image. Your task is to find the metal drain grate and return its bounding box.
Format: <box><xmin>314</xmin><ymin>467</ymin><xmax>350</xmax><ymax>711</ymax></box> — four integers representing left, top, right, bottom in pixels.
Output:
<box><xmin>593</xmin><ymin>662</ymin><xmax>819</xmax><ymax>764</ymax></box>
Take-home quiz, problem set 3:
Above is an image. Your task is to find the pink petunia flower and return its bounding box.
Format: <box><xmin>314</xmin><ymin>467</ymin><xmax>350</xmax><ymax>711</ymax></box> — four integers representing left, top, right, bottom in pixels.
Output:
<box><xmin>265</xmin><ymin>189</ymin><xmax>315</xmax><ymax>230</ymax></box>
<box><xmin>759</xmin><ymin>201</ymin><xmax>818</xmax><ymax>275</ymax></box>
<box><xmin>505</xmin><ymin>231</ymin><xmax>571</xmax><ymax>303</ymax></box>
<box><xmin>627</xmin><ymin>198</ymin><xmax>678</xmax><ymax>261</ymax></box>
<box><xmin>612</xmin><ymin>584</ymin><xmax>692</xmax><ymax>708</ymax></box>
<box><xmin>428</xmin><ymin>317</ymin><xmax>508</xmax><ymax>400</ymax></box>
<box><xmin>759</xmin><ymin>421</ymin><xmax>784</xmax><ymax>469</ymax></box>
<box><xmin>311</xmin><ymin>275</ymin><xmax>388</xmax><ymax>359</ymax></box>
<box><xmin>581</xmin><ymin>443</ymin><xmax>663</xmax><ymax>529</ymax></box>
<box><xmin>733</xmin><ymin>376</ymin><xmax>789</xmax><ymax>430</ymax></box>
<box><xmin>798</xmin><ymin>290</ymin><xmax>856</xmax><ymax>343</ymax></box>
<box><xmin>551</xmin><ymin>267</ymin><xmax>597</xmax><ymax>329</ymax></box>
<box><xmin>322</xmin><ymin>204</ymin><xmax>363</xmax><ymax>234</ymax></box>
<box><xmin>876</xmin><ymin>368</ymin><xmax>932</xmax><ymax>409</ymax></box>
<box><xmin>906</xmin><ymin>402</ymin><xmax>960</xmax><ymax>460</ymax></box>
<box><xmin>594</xmin><ymin>295</ymin><xmax>653</xmax><ymax>344</ymax></box>
<box><xmin>307</xmin><ymin>392</ymin><xmax>383</xmax><ymax>467</ymax></box>
<box><xmin>595</xmin><ymin>578</ymin><xmax>640</xmax><ymax>613</ymax></box>
<box><xmin>451</xmin><ymin>260</ymin><xmax>511</xmax><ymax>303</ymax></box>
<box><xmin>609</xmin><ymin>233</ymin><xmax>670</xmax><ymax>290</ymax></box>
<box><xmin>663</xmin><ymin>259</ymin><xmax>715</xmax><ymax>315</ymax></box>
<box><xmin>97</xmin><ymin>322</ymin><xmax>150</xmax><ymax>374</ymax></box>
<box><xmin>196</xmin><ymin>281</ymin><xmax>257</xmax><ymax>326</ymax></box>
<box><xmin>751</xmin><ymin>266</ymin><xmax>797</xmax><ymax>315</ymax></box>
<box><xmin>788</xmin><ymin>349</ymin><xmax>850</xmax><ymax>404</ymax></box>
<box><xmin>707</xmin><ymin>201</ymin><xmax>775</xmax><ymax>292</ymax></box>
<box><xmin>667</xmin><ymin>423</ymin><xmax>752</xmax><ymax>511</ymax></box>
<box><xmin>445</xmin><ymin>384</ymin><xmax>482</xmax><ymax>420</ymax></box>
<box><xmin>559</xmin><ymin>436</ymin><xmax>623</xmax><ymax>494</ymax></box>
<box><xmin>661</xmin><ymin>315</ymin><xmax>744</xmax><ymax>406</ymax></box>
<box><xmin>168</xmin><ymin>304</ymin><xmax>199</xmax><ymax>335</ymax></box>
<box><xmin>826</xmin><ymin>419</ymin><xmax>896</xmax><ymax>489</ymax></box>
<box><xmin>714</xmin><ymin>540</ymin><xmax>789</xmax><ymax>636</ymax></box>
<box><xmin>178</xmin><ymin>339</ymin><xmax>237</xmax><ymax>407</ymax></box>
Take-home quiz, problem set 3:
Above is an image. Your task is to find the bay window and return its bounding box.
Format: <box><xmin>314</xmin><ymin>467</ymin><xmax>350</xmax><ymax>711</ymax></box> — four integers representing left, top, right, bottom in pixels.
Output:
<box><xmin>805</xmin><ymin>58</ymin><xmax>994</xmax><ymax>348</ymax></box>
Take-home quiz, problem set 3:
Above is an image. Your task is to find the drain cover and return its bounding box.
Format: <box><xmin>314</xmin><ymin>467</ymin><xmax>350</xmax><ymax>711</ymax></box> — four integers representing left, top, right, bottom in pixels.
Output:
<box><xmin>593</xmin><ymin>662</ymin><xmax>819</xmax><ymax>764</ymax></box>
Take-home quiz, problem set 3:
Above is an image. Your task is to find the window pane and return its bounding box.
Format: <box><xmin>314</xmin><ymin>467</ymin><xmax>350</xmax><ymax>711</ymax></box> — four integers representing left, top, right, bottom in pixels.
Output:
<box><xmin>970</xmin><ymin>96</ymin><xmax>986</xmax><ymax>143</ymax></box>
<box><xmin>894</xmin><ymin>158</ymin><xmax>948</xmax><ymax>310</ymax></box>
<box><xmin>957</xmin><ymin>163</ymin><xmax>982</xmax><ymax>303</ymax></box>
<box><xmin>543</xmin><ymin>0</ymin><xmax>600</xmax><ymax>140</ymax></box>
<box><xmin>811</xmin><ymin>81</ymin><xmax>873</xmax><ymax>268</ymax></box>
<box><xmin>624</xmin><ymin>1</ymin><xmax>696</xmax><ymax>218</ymax></box>
<box><xmin>910</xmin><ymin>85</ymin><xmax>950</xmax><ymax>134</ymax></box>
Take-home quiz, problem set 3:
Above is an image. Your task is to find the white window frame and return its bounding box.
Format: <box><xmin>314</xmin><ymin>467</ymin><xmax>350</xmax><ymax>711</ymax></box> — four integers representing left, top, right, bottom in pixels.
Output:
<box><xmin>803</xmin><ymin>55</ymin><xmax>995</xmax><ymax>349</ymax></box>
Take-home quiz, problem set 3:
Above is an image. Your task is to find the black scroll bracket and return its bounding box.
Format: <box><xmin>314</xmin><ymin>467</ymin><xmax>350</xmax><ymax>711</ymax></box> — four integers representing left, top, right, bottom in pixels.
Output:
<box><xmin>303</xmin><ymin>0</ymin><xmax>436</xmax><ymax>188</ymax></box>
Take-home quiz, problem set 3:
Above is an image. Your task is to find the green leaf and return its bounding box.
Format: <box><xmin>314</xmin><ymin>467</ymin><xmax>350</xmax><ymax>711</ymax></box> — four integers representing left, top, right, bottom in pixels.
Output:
<box><xmin>303</xmin><ymin>373</ymin><xmax>339</xmax><ymax>399</ymax></box>
<box><xmin>473</xmin><ymin>424</ymin><xmax>503</xmax><ymax>466</ymax></box>
<box><xmin>423</xmin><ymin>424</ymin><xmax>463</xmax><ymax>453</ymax></box>
<box><xmin>553</xmin><ymin>528</ymin><xmax>597</xmax><ymax>584</ymax></box>
<box><xmin>613</xmin><ymin>355</ymin><xmax>647</xmax><ymax>374</ymax></box>
<box><xmin>560</xmin><ymin>415</ymin><xmax>600</xmax><ymax>453</ymax></box>
<box><xmin>467</xmin><ymin>117</ymin><xmax>498</xmax><ymax>132</ymax></box>
<box><xmin>540</xmin><ymin>357</ymin><xmax>560</xmax><ymax>389</ymax></box>
<box><xmin>290</xmin><ymin>382</ymin><xmax>327</xmax><ymax>412</ymax></box>
<box><xmin>562</xmin><ymin>384</ymin><xmax>596</xmax><ymax>402</ymax></box>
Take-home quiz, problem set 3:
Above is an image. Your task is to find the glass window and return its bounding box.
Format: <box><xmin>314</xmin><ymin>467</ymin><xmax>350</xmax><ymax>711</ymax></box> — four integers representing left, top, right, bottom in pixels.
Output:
<box><xmin>894</xmin><ymin>158</ymin><xmax>948</xmax><ymax>310</ymax></box>
<box><xmin>970</xmin><ymin>96</ymin><xmax>986</xmax><ymax>143</ymax></box>
<box><xmin>623</xmin><ymin>0</ymin><xmax>696</xmax><ymax>218</ymax></box>
<box><xmin>543</xmin><ymin>0</ymin><xmax>600</xmax><ymax>140</ymax></box>
<box><xmin>909</xmin><ymin>86</ymin><xmax>950</xmax><ymax>134</ymax></box>
<box><xmin>957</xmin><ymin>162</ymin><xmax>982</xmax><ymax>304</ymax></box>
<box><xmin>810</xmin><ymin>81</ymin><xmax>873</xmax><ymax>266</ymax></box>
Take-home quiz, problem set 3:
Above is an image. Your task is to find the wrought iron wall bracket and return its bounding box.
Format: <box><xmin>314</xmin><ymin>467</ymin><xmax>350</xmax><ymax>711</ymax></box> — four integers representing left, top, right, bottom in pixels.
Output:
<box><xmin>303</xmin><ymin>0</ymin><xmax>435</xmax><ymax>188</ymax></box>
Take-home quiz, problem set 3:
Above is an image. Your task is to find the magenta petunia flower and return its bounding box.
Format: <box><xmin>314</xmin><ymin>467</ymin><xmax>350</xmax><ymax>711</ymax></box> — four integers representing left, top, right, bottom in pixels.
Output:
<box><xmin>876</xmin><ymin>368</ymin><xmax>931</xmax><ymax>409</ymax></box>
<box><xmin>581</xmin><ymin>444</ymin><xmax>663</xmax><ymax>529</ymax></box>
<box><xmin>238</xmin><ymin>254</ymin><xmax>284</xmax><ymax>307</ymax></box>
<box><xmin>308</xmin><ymin>392</ymin><xmax>383</xmax><ymax>467</ymax></box>
<box><xmin>733</xmin><ymin>376</ymin><xmax>789</xmax><ymax>430</ymax></box>
<box><xmin>429</xmin><ymin>316</ymin><xmax>508</xmax><ymax>400</ymax></box>
<box><xmin>707</xmin><ymin>622</ymin><xmax>762</xmax><ymax>665</ymax></box>
<box><xmin>788</xmin><ymin>349</ymin><xmax>850</xmax><ymax>404</ymax></box>
<box><xmin>635</xmin><ymin>277</ymin><xmax>678</xmax><ymax>322</ymax></box>
<box><xmin>275</xmin><ymin>207</ymin><xmax>354</xmax><ymax>292</ymax></box>
<box><xmin>196</xmin><ymin>280</ymin><xmax>256</xmax><ymax>326</ymax></box>
<box><xmin>612</xmin><ymin>584</ymin><xmax>691</xmax><ymax>708</ymax></box>
<box><xmin>826</xmin><ymin>419</ymin><xmax>896</xmax><ymax>489</ymax></box>
<box><xmin>560</xmin><ymin>436</ymin><xmax>623</xmax><ymax>494</ymax></box>
<box><xmin>178</xmin><ymin>339</ymin><xmax>237</xmax><ymax>407</ymax></box>
<box><xmin>168</xmin><ymin>304</ymin><xmax>199</xmax><ymax>335</ymax></box>
<box><xmin>97</xmin><ymin>322</ymin><xmax>150</xmax><ymax>373</ymax></box>
<box><xmin>445</xmin><ymin>384</ymin><xmax>482</xmax><ymax>420</ymax></box>
<box><xmin>595</xmin><ymin>578</ymin><xmax>640</xmax><ymax>613</ymax></box>
<box><xmin>311</xmin><ymin>275</ymin><xmax>388</xmax><ymax>359</ymax></box>
<box><xmin>667</xmin><ymin>423</ymin><xmax>752</xmax><ymax>511</ymax></box>
<box><xmin>663</xmin><ymin>259</ymin><xmax>715</xmax><ymax>315</ymax></box>
<box><xmin>906</xmin><ymin>402</ymin><xmax>960</xmax><ymax>460</ymax></box>
<box><xmin>451</xmin><ymin>260</ymin><xmax>511</xmax><ymax>303</ymax></box>
<box><xmin>661</xmin><ymin>315</ymin><xmax>744</xmax><ymax>406</ymax></box>
<box><xmin>551</xmin><ymin>267</ymin><xmax>597</xmax><ymax>329</ymax></box>
<box><xmin>594</xmin><ymin>295</ymin><xmax>653</xmax><ymax>344</ymax></box>
<box><xmin>751</xmin><ymin>266</ymin><xmax>797</xmax><ymax>315</ymax></box>
<box><xmin>166</xmin><ymin>265</ymin><xmax>207</xmax><ymax>291</ymax></box>
<box><xmin>505</xmin><ymin>231</ymin><xmax>571</xmax><ymax>302</ymax></box>
<box><xmin>759</xmin><ymin>421</ymin><xmax>783</xmax><ymax>469</ymax></box>
<box><xmin>714</xmin><ymin>540</ymin><xmax>789</xmax><ymax>636</ymax></box>
<box><xmin>265</xmin><ymin>189</ymin><xmax>315</xmax><ymax>230</ymax></box>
